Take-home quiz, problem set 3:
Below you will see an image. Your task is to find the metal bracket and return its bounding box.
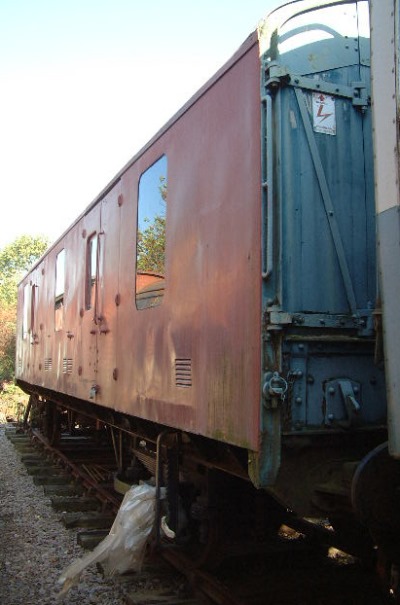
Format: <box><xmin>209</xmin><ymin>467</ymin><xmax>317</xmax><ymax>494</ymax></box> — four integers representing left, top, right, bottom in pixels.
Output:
<box><xmin>338</xmin><ymin>379</ymin><xmax>361</xmax><ymax>428</ymax></box>
<box><xmin>264</xmin><ymin>62</ymin><xmax>369</xmax><ymax>109</ymax></box>
<box><xmin>325</xmin><ymin>378</ymin><xmax>361</xmax><ymax>428</ymax></box>
<box><xmin>268</xmin><ymin>309</ymin><xmax>374</xmax><ymax>335</ymax></box>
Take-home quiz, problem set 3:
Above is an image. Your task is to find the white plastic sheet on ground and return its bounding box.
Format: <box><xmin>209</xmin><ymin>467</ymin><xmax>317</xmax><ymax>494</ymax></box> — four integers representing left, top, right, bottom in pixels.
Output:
<box><xmin>57</xmin><ymin>482</ymin><xmax>157</xmax><ymax>598</ymax></box>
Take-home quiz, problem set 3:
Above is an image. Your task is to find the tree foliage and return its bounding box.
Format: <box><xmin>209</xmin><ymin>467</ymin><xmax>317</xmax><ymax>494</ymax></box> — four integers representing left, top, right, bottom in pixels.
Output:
<box><xmin>0</xmin><ymin>304</ymin><xmax>17</xmax><ymax>382</ymax></box>
<box><xmin>0</xmin><ymin>235</ymin><xmax>49</xmax><ymax>305</ymax></box>
<box><xmin>136</xmin><ymin>214</ymin><xmax>166</xmax><ymax>274</ymax></box>
<box><xmin>0</xmin><ymin>235</ymin><xmax>49</xmax><ymax>380</ymax></box>
<box><xmin>136</xmin><ymin>175</ymin><xmax>167</xmax><ymax>275</ymax></box>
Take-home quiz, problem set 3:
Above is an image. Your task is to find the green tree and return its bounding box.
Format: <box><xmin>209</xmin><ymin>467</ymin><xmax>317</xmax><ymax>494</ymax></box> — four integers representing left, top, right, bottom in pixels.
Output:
<box><xmin>0</xmin><ymin>235</ymin><xmax>49</xmax><ymax>306</ymax></box>
<box><xmin>137</xmin><ymin>214</ymin><xmax>166</xmax><ymax>274</ymax></box>
<box><xmin>137</xmin><ymin>175</ymin><xmax>167</xmax><ymax>274</ymax></box>
<box><xmin>0</xmin><ymin>235</ymin><xmax>49</xmax><ymax>380</ymax></box>
<box><xmin>0</xmin><ymin>304</ymin><xmax>17</xmax><ymax>381</ymax></box>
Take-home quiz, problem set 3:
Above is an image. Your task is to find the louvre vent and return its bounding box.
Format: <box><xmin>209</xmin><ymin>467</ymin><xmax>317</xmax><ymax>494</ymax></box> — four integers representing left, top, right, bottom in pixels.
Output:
<box><xmin>18</xmin><ymin>359</ymin><xmax>22</xmax><ymax>373</ymax></box>
<box><xmin>63</xmin><ymin>358</ymin><xmax>73</xmax><ymax>374</ymax></box>
<box><xmin>134</xmin><ymin>450</ymin><xmax>157</xmax><ymax>476</ymax></box>
<box><xmin>175</xmin><ymin>358</ymin><xmax>192</xmax><ymax>388</ymax></box>
<box><xmin>44</xmin><ymin>358</ymin><xmax>52</xmax><ymax>371</ymax></box>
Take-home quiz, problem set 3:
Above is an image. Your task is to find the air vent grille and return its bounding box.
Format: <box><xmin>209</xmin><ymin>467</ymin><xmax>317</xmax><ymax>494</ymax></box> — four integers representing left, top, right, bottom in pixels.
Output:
<box><xmin>44</xmin><ymin>358</ymin><xmax>53</xmax><ymax>371</ymax></box>
<box><xmin>63</xmin><ymin>358</ymin><xmax>73</xmax><ymax>374</ymax></box>
<box><xmin>175</xmin><ymin>358</ymin><xmax>192</xmax><ymax>388</ymax></box>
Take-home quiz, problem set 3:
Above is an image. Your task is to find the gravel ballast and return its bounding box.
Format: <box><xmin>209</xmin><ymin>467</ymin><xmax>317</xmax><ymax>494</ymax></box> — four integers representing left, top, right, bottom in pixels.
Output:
<box><xmin>0</xmin><ymin>425</ymin><xmax>126</xmax><ymax>605</ymax></box>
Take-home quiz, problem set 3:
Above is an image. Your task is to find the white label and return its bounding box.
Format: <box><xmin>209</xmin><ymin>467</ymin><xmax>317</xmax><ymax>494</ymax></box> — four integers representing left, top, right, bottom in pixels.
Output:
<box><xmin>312</xmin><ymin>92</ymin><xmax>336</xmax><ymax>135</ymax></box>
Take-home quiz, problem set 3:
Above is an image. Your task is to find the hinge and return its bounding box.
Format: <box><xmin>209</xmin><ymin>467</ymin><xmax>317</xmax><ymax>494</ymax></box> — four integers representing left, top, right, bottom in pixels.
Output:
<box><xmin>263</xmin><ymin>62</ymin><xmax>369</xmax><ymax>109</ymax></box>
<box><xmin>267</xmin><ymin>309</ymin><xmax>374</xmax><ymax>335</ymax></box>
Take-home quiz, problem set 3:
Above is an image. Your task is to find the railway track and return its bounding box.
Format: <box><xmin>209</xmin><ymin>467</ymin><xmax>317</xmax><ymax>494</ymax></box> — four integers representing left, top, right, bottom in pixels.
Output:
<box><xmin>5</xmin><ymin>425</ymin><xmax>389</xmax><ymax>605</ymax></box>
<box><xmin>5</xmin><ymin>426</ymin><xmax>238</xmax><ymax>605</ymax></box>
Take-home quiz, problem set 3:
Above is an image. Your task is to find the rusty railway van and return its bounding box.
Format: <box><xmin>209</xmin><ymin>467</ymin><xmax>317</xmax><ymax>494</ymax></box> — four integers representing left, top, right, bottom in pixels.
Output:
<box><xmin>16</xmin><ymin>0</ymin><xmax>390</xmax><ymax>554</ymax></box>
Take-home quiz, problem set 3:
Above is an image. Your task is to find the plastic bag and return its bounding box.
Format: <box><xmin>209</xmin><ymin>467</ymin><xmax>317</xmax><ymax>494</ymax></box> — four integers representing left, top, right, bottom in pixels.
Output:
<box><xmin>57</xmin><ymin>482</ymin><xmax>156</xmax><ymax>598</ymax></box>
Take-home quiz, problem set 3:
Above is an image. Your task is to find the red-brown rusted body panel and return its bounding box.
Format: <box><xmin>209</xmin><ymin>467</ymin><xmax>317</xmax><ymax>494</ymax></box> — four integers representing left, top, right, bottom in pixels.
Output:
<box><xmin>16</xmin><ymin>32</ymin><xmax>262</xmax><ymax>450</ymax></box>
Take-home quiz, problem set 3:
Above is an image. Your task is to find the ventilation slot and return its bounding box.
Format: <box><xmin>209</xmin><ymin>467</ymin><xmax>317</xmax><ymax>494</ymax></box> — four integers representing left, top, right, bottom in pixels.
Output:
<box><xmin>175</xmin><ymin>358</ymin><xmax>192</xmax><ymax>388</ymax></box>
<box><xmin>17</xmin><ymin>359</ymin><xmax>22</xmax><ymax>373</ymax></box>
<box><xmin>63</xmin><ymin>358</ymin><xmax>73</xmax><ymax>374</ymax></box>
<box><xmin>44</xmin><ymin>358</ymin><xmax>53</xmax><ymax>371</ymax></box>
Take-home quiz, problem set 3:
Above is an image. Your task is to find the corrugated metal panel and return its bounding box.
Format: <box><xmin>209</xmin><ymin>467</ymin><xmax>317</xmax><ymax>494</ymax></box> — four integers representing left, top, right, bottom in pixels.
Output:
<box><xmin>273</xmin><ymin>7</ymin><xmax>376</xmax><ymax>316</ymax></box>
<box><xmin>278</xmin><ymin>78</ymin><xmax>375</xmax><ymax>314</ymax></box>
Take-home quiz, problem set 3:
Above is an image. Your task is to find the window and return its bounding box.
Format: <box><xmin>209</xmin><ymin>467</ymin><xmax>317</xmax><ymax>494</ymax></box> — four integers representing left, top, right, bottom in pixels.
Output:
<box><xmin>86</xmin><ymin>233</ymin><xmax>97</xmax><ymax>310</ymax></box>
<box><xmin>22</xmin><ymin>283</ymin><xmax>31</xmax><ymax>340</ymax></box>
<box><xmin>136</xmin><ymin>155</ymin><xmax>167</xmax><ymax>310</ymax></box>
<box><xmin>31</xmin><ymin>284</ymin><xmax>36</xmax><ymax>337</ymax></box>
<box><xmin>55</xmin><ymin>249</ymin><xmax>65</xmax><ymax>331</ymax></box>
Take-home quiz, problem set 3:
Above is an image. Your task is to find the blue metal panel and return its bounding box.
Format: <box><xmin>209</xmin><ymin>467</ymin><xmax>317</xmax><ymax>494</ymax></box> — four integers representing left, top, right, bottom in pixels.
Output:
<box><xmin>256</xmin><ymin>1</ymin><xmax>385</xmax><ymax>487</ymax></box>
<box><xmin>285</xmin><ymin>341</ymin><xmax>386</xmax><ymax>429</ymax></box>
<box><xmin>271</xmin><ymin>2</ymin><xmax>376</xmax><ymax>316</ymax></box>
<box><xmin>277</xmin><ymin>72</ymin><xmax>375</xmax><ymax>314</ymax></box>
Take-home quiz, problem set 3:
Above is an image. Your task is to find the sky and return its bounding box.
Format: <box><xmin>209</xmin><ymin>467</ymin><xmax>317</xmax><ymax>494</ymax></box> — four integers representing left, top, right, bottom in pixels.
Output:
<box><xmin>0</xmin><ymin>0</ymin><xmax>279</xmax><ymax>250</ymax></box>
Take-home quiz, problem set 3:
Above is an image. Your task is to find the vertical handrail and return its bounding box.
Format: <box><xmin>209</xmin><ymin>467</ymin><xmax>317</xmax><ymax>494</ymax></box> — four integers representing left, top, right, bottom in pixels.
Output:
<box><xmin>262</xmin><ymin>92</ymin><xmax>274</xmax><ymax>280</ymax></box>
<box><xmin>94</xmin><ymin>230</ymin><xmax>105</xmax><ymax>325</ymax></box>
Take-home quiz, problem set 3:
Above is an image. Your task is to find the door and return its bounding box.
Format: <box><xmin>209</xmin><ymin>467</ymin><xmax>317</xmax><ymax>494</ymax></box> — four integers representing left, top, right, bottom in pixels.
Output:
<box><xmin>263</xmin><ymin>0</ymin><xmax>374</xmax><ymax>319</ymax></box>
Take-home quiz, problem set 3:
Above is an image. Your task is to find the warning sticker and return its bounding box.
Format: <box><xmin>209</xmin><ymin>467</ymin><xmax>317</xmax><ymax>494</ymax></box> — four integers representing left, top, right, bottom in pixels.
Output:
<box><xmin>312</xmin><ymin>92</ymin><xmax>336</xmax><ymax>136</ymax></box>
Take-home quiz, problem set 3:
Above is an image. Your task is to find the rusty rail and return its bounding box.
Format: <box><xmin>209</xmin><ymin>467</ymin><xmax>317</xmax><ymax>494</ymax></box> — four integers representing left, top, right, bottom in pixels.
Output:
<box><xmin>30</xmin><ymin>428</ymin><xmax>121</xmax><ymax>511</ymax></box>
<box><xmin>160</xmin><ymin>547</ymin><xmax>248</xmax><ymax>605</ymax></box>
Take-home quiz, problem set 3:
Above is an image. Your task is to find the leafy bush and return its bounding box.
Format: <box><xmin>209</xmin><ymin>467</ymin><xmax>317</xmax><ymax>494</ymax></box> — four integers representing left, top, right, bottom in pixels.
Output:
<box><xmin>0</xmin><ymin>234</ymin><xmax>49</xmax><ymax>381</ymax></box>
<box><xmin>0</xmin><ymin>304</ymin><xmax>17</xmax><ymax>381</ymax></box>
<box><xmin>0</xmin><ymin>382</ymin><xmax>29</xmax><ymax>423</ymax></box>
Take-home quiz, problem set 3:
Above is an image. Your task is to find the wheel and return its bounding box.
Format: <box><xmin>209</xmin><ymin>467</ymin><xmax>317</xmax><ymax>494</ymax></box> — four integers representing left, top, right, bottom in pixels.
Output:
<box><xmin>352</xmin><ymin>443</ymin><xmax>400</xmax><ymax>599</ymax></box>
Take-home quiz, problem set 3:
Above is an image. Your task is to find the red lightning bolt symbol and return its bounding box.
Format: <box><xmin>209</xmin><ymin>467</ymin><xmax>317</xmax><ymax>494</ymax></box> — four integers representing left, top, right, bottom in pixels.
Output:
<box><xmin>317</xmin><ymin>103</ymin><xmax>332</xmax><ymax>122</ymax></box>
